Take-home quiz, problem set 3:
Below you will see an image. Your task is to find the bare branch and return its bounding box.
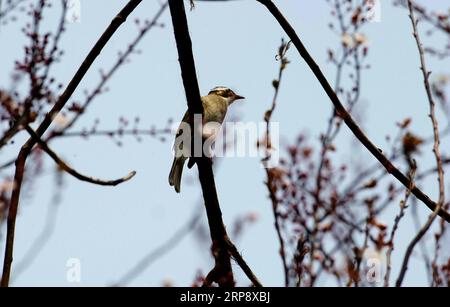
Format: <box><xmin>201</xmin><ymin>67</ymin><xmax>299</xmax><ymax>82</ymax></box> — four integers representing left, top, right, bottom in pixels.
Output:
<box><xmin>1</xmin><ymin>0</ymin><xmax>143</xmax><ymax>287</ymax></box>
<box><xmin>59</xmin><ymin>1</ymin><xmax>169</xmax><ymax>133</ymax></box>
<box><xmin>225</xmin><ymin>237</ymin><xmax>263</xmax><ymax>287</ymax></box>
<box><xmin>113</xmin><ymin>208</ymin><xmax>202</xmax><ymax>286</ymax></box>
<box><xmin>0</xmin><ymin>0</ymin><xmax>26</xmax><ymax>20</ymax></box>
<box><xmin>396</xmin><ymin>0</ymin><xmax>446</xmax><ymax>286</ymax></box>
<box><xmin>385</xmin><ymin>165</ymin><xmax>416</xmax><ymax>287</ymax></box>
<box><xmin>262</xmin><ymin>39</ymin><xmax>290</xmax><ymax>286</ymax></box>
<box><xmin>256</xmin><ymin>0</ymin><xmax>450</xmax><ymax>223</ymax></box>
<box><xmin>25</xmin><ymin>125</ymin><xmax>136</xmax><ymax>186</ymax></box>
<box><xmin>168</xmin><ymin>0</ymin><xmax>261</xmax><ymax>287</ymax></box>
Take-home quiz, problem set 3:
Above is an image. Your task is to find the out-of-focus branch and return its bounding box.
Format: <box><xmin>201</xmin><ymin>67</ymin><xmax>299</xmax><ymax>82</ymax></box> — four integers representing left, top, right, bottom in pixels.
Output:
<box><xmin>1</xmin><ymin>0</ymin><xmax>143</xmax><ymax>287</ymax></box>
<box><xmin>168</xmin><ymin>0</ymin><xmax>261</xmax><ymax>287</ymax></box>
<box><xmin>52</xmin><ymin>127</ymin><xmax>171</xmax><ymax>140</ymax></box>
<box><xmin>13</xmin><ymin>171</ymin><xmax>64</xmax><ymax>278</ymax></box>
<box><xmin>255</xmin><ymin>0</ymin><xmax>450</xmax><ymax>223</ymax></box>
<box><xmin>113</xmin><ymin>208</ymin><xmax>202</xmax><ymax>286</ymax></box>
<box><xmin>0</xmin><ymin>0</ymin><xmax>26</xmax><ymax>20</ymax></box>
<box><xmin>407</xmin><ymin>2</ymin><xmax>446</xmax><ymax>210</ymax></box>
<box><xmin>384</xmin><ymin>165</ymin><xmax>416</xmax><ymax>287</ymax></box>
<box><xmin>0</xmin><ymin>0</ymin><xmax>65</xmax><ymax>150</ymax></box>
<box><xmin>396</xmin><ymin>1</ymin><xmax>446</xmax><ymax>287</ymax></box>
<box><xmin>58</xmin><ymin>1</ymin><xmax>169</xmax><ymax>133</ymax></box>
<box><xmin>396</xmin><ymin>0</ymin><xmax>450</xmax><ymax>36</ymax></box>
<box><xmin>316</xmin><ymin>0</ymin><xmax>367</xmax><ymax>205</ymax></box>
<box><xmin>262</xmin><ymin>39</ymin><xmax>290</xmax><ymax>286</ymax></box>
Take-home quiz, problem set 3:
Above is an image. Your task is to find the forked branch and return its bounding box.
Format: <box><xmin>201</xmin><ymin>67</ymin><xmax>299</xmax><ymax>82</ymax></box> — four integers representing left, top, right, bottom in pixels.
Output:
<box><xmin>255</xmin><ymin>0</ymin><xmax>450</xmax><ymax>223</ymax></box>
<box><xmin>1</xmin><ymin>0</ymin><xmax>143</xmax><ymax>287</ymax></box>
<box><xmin>25</xmin><ymin>125</ymin><xmax>136</xmax><ymax>186</ymax></box>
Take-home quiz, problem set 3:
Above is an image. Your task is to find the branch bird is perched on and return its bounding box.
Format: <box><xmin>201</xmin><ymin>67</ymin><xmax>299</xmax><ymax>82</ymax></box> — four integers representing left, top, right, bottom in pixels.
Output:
<box><xmin>169</xmin><ymin>86</ymin><xmax>245</xmax><ymax>193</ymax></box>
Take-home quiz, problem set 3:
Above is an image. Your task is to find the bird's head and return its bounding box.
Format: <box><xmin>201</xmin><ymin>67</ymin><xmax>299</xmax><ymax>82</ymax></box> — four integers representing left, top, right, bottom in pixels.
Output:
<box><xmin>208</xmin><ymin>86</ymin><xmax>245</xmax><ymax>105</ymax></box>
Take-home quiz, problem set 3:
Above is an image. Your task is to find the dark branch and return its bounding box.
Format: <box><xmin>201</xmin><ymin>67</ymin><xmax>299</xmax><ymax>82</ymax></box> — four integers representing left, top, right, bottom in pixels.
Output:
<box><xmin>256</xmin><ymin>0</ymin><xmax>450</xmax><ymax>223</ymax></box>
<box><xmin>168</xmin><ymin>0</ymin><xmax>261</xmax><ymax>287</ymax></box>
<box><xmin>1</xmin><ymin>0</ymin><xmax>143</xmax><ymax>287</ymax></box>
<box><xmin>25</xmin><ymin>125</ymin><xmax>136</xmax><ymax>186</ymax></box>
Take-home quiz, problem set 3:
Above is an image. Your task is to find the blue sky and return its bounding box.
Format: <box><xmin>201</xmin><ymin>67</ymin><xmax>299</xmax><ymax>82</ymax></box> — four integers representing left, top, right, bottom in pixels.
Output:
<box><xmin>0</xmin><ymin>0</ymin><xmax>449</xmax><ymax>286</ymax></box>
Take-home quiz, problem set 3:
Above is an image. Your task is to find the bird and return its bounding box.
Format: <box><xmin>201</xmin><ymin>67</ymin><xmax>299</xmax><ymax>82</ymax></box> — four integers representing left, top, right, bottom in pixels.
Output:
<box><xmin>169</xmin><ymin>86</ymin><xmax>245</xmax><ymax>193</ymax></box>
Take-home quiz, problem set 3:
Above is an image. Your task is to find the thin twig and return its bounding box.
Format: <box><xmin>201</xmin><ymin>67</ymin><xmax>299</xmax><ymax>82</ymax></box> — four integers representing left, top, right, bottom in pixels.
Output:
<box><xmin>397</xmin><ymin>0</ymin><xmax>450</xmax><ymax>36</ymax></box>
<box><xmin>113</xmin><ymin>209</ymin><xmax>202</xmax><ymax>286</ymax></box>
<box><xmin>316</xmin><ymin>0</ymin><xmax>364</xmax><ymax>202</ymax></box>
<box><xmin>384</xmin><ymin>165</ymin><xmax>416</xmax><ymax>287</ymax></box>
<box><xmin>396</xmin><ymin>0</ymin><xmax>446</xmax><ymax>286</ymax></box>
<box><xmin>411</xmin><ymin>198</ymin><xmax>433</xmax><ymax>285</ymax></box>
<box><xmin>52</xmin><ymin>128</ymin><xmax>171</xmax><ymax>139</ymax></box>
<box><xmin>263</xmin><ymin>39</ymin><xmax>290</xmax><ymax>286</ymax></box>
<box><xmin>352</xmin><ymin>215</ymin><xmax>371</xmax><ymax>287</ymax></box>
<box><xmin>225</xmin><ymin>238</ymin><xmax>263</xmax><ymax>287</ymax></box>
<box><xmin>0</xmin><ymin>0</ymin><xmax>26</xmax><ymax>20</ymax></box>
<box><xmin>1</xmin><ymin>0</ymin><xmax>143</xmax><ymax>287</ymax></box>
<box><xmin>255</xmin><ymin>0</ymin><xmax>450</xmax><ymax>223</ymax></box>
<box><xmin>59</xmin><ymin>1</ymin><xmax>169</xmax><ymax>133</ymax></box>
<box><xmin>25</xmin><ymin>125</ymin><xmax>136</xmax><ymax>186</ymax></box>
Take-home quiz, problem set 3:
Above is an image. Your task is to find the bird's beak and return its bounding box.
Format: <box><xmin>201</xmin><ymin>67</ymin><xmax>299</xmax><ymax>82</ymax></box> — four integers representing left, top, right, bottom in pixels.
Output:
<box><xmin>235</xmin><ymin>94</ymin><xmax>245</xmax><ymax>100</ymax></box>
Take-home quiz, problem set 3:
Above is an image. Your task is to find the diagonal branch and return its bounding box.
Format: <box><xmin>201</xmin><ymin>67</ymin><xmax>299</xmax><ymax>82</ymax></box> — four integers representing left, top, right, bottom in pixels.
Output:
<box><xmin>0</xmin><ymin>0</ymin><xmax>26</xmax><ymax>20</ymax></box>
<box><xmin>256</xmin><ymin>0</ymin><xmax>450</xmax><ymax>223</ymax></box>
<box><xmin>59</xmin><ymin>1</ymin><xmax>169</xmax><ymax>133</ymax></box>
<box><xmin>1</xmin><ymin>0</ymin><xmax>143</xmax><ymax>287</ymax></box>
<box><xmin>113</xmin><ymin>208</ymin><xmax>202</xmax><ymax>286</ymax></box>
<box><xmin>168</xmin><ymin>0</ymin><xmax>261</xmax><ymax>287</ymax></box>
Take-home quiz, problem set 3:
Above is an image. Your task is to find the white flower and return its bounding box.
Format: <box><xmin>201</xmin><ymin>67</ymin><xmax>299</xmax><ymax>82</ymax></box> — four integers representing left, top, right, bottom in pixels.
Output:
<box><xmin>354</xmin><ymin>33</ymin><xmax>368</xmax><ymax>45</ymax></box>
<box><xmin>342</xmin><ymin>33</ymin><xmax>354</xmax><ymax>48</ymax></box>
<box><xmin>53</xmin><ymin>113</ymin><xmax>69</xmax><ymax>128</ymax></box>
<box><xmin>342</xmin><ymin>33</ymin><xmax>368</xmax><ymax>48</ymax></box>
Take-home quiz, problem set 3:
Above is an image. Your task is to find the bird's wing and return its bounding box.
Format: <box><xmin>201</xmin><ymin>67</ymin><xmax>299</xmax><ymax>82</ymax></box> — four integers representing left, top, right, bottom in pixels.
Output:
<box><xmin>176</xmin><ymin>111</ymin><xmax>190</xmax><ymax>138</ymax></box>
<box><xmin>173</xmin><ymin>111</ymin><xmax>189</xmax><ymax>155</ymax></box>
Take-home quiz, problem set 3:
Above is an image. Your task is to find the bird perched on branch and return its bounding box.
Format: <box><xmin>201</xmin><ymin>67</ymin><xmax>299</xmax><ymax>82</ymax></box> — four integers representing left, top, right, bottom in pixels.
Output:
<box><xmin>169</xmin><ymin>86</ymin><xmax>245</xmax><ymax>193</ymax></box>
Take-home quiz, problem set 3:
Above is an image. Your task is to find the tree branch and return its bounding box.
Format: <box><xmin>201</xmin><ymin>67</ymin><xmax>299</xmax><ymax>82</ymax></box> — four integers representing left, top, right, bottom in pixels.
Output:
<box><xmin>25</xmin><ymin>125</ymin><xmax>136</xmax><ymax>186</ymax></box>
<box><xmin>113</xmin><ymin>208</ymin><xmax>202</xmax><ymax>286</ymax></box>
<box><xmin>58</xmin><ymin>1</ymin><xmax>169</xmax><ymax>133</ymax></box>
<box><xmin>1</xmin><ymin>0</ymin><xmax>143</xmax><ymax>287</ymax></box>
<box><xmin>168</xmin><ymin>0</ymin><xmax>261</xmax><ymax>287</ymax></box>
<box><xmin>396</xmin><ymin>0</ymin><xmax>446</xmax><ymax>286</ymax></box>
<box><xmin>263</xmin><ymin>39</ymin><xmax>290</xmax><ymax>286</ymax></box>
<box><xmin>256</xmin><ymin>0</ymin><xmax>450</xmax><ymax>223</ymax></box>
<box><xmin>385</xmin><ymin>164</ymin><xmax>416</xmax><ymax>287</ymax></box>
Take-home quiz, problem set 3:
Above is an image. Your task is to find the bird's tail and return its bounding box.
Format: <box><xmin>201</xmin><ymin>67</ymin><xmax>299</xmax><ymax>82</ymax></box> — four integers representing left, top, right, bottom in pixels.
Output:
<box><xmin>169</xmin><ymin>156</ymin><xmax>186</xmax><ymax>193</ymax></box>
